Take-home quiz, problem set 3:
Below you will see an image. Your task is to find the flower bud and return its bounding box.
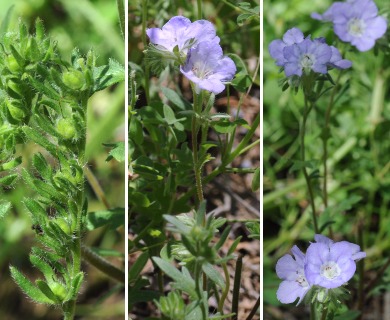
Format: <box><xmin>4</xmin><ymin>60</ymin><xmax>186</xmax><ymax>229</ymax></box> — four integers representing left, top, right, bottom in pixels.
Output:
<box><xmin>56</xmin><ymin>118</ymin><xmax>76</xmax><ymax>140</ymax></box>
<box><xmin>62</xmin><ymin>70</ymin><xmax>85</xmax><ymax>90</ymax></box>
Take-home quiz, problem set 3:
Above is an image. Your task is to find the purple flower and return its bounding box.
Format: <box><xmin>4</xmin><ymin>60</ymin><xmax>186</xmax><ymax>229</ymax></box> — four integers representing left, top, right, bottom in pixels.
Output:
<box><xmin>146</xmin><ymin>16</ymin><xmax>219</xmax><ymax>55</ymax></box>
<box><xmin>312</xmin><ymin>0</ymin><xmax>387</xmax><ymax>51</ymax></box>
<box><xmin>305</xmin><ymin>235</ymin><xmax>366</xmax><ymax>289</ymax></box>
<box><xmin>180</xmin><ymin>41</ymin><xmax>236</xmax><ymax>94</ymax></box>
<box><xmin>269</xmin><ymin>28</ymin><xmax>351</xmax><ymax>77</ymax></box>
<box><xmin>276</xmin><ymin>245</ymin><xmax>311</xmax><ymax>305</ymax></box>
<box><xmin>269</xmin><ymin>28</ymin><xmax>304</xmax><ymax>66</ymax></box>
<box><xmin>283</xmin><ymin>38</ymin><xmax>332</xmax><ymax>77</ymax></box>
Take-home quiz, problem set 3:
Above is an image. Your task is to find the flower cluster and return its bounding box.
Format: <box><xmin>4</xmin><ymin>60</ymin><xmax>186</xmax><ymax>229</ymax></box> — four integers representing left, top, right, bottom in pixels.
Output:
<box><xmin>312</xmin><ymin>0</ymin><xmax>387</xmax><ymax>52</ymax></box>
<box><xmin>276</xmin><ymin>235</ymin><xmax>366</xmax><ymax>305</ymax></box>
<box><xmin>269</xmin><ymin>27</ymin><xmax>352</xmax><ymax>78</ymax></box>
<box><xmin>146</xmin><ymin>16</ymin><xmax>236</xmax><ymax>94</ymax></box>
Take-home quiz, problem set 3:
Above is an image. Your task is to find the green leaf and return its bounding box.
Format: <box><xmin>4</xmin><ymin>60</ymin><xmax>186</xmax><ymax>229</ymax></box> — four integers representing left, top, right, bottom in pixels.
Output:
<box><xmin>161</xmin><ymin>87</ymin><xmax>192</xmax><ymax>111</ymax></box>
<box><xmin>22</xmin><ymin>126</ymin><xmax>58</xmax><ymax>156</ymax></box>
<box><xmin>36</xmin><ymin>280</ymin><xmax>59</xmax><ymax>304</ymax></box>
<box><xmin>129</xmin><ymin>116</ymin><xmax>144</xmax><ymax>145</ymax></box>
<box><xmin>0</xmin><ymin>201</ymin><xmax>11</xmax><ymax>219</ymax></box>
<box><xmin>237</xmin><ymin>13</ymin><xmax>256</xmax><ymax>25</ymax></box>
<box><xmin>251</xmin><ymin>167</ymin><xmax>260</xmax><ymax>192</ymax></box>
<box><xmin>93</xmin><ymin>58</ymin><xmax>125</xmax><ymax>92</ymax></box>
<box><xmin>129</xmin><ymin>191</ymin><xmax>151</xmax><ymax>208</ymax></box>
<box><xmin>0</xmin><ymin>5</ymin><xmax>14</xmax><ymax>34</ymax></box>
<box><xmin>64</xmin><ymin>272</ymin><xmax>84</xmax><ymax>302</ymax></box>
<box><xmin>334</xmin><ymin>310</ymin><xmax>360</xmax><ymax>320</ymax></box>
<box><xmin>104</xmin><ymin>142</ymin><xmax>125</xmax><ymax>162</ymax></box>
<box><xmin>129</xmin><ymin>251</ymin><xmax>149</xmax><ymax>284</ymax></box>
<box><xmin>163</xmin><ymin>104</ymin><xmax>177</xmax><ymax>125</ymax></box>
<box><xmin>163</xmin><ymin>215</ymin><xmax>191</xmax><ymax>235</ymax></box>
<box><xmin>0</xmin><ymin>174</ymin><xmax>18</xmax><ymax>186</ymax></box>
<box><xmin>30</xmin><ymin>254</ymin><xmax>55</xmax><ymax>283</ymax></box>
<box><xmin>152</xmin><ymin>258</ymin><xmax>197</xmax><ymax>298</ymax></box>
<box><xmin>10</xmin><ymin>266</ymin><xmax>56</xmax><ymax>305</ymax></box>
<box><xmin>0</xmin><ymin>156</ymin><xmax>22</xmax><ymax>171</ymax></box>
<box><xmin>85</xmin><ymin>208</ymin><xmax>124</xmax><ymax>230</ymax></box>
<box><xmin>202</xmin><ymin>263</ymin><xmax>225</xmax><ymax>290</ymax></box>
<box><xmin>32</xmin><ymin>153</ymin><xmax>52</xmax><ymax>180</ymax></box>
<box><xmin>227</xmin><ymin>236</ymin><xmax>242</xmax><ymax>256</ymax></box>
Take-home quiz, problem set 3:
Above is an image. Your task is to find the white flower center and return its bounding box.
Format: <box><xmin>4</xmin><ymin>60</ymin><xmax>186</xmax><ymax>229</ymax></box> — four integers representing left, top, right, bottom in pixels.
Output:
<box><xmin>295</xmin><ymin>269</ymin><xmax>309</xmax><ymax>287</ymax></box>
<box><xmin>348</xmin><ymin>18</ymin><xmax>366</xmax><ymax>37</ymax></box>
<box><xmin>192</xmin><ymin>63</ymin><xmax>214</xmax><ymax>79</ymax></box>
<box><xmin>300</xmin><ymin>54</ymin><xmax>315</xmax><ymax>70</ymax></box>
<box><xmin>320</xmin><ymin>261</ymin><xmax>341</xmax><ymax>280</ymax></box>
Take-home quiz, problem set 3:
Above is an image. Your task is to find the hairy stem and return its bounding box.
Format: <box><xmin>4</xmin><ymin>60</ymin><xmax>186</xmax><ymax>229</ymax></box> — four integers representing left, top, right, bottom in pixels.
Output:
<box><xmin>81</xmin><ymin>245</ymin><xmax>125</xmax><ymax>283</ymax></box>
<box><xmin>302</xmin><ymin>94</ymin><xmax>319</xmax><ymax>234</ymax></box>
<box><xmin>116</xmin><ymin>0</ymin><xmax>125</xmax><ymax>39</ymax></box>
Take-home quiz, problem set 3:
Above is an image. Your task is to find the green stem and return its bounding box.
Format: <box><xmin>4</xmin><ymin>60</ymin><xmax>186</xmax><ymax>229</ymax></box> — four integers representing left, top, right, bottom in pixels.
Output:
<box><xmin>81</xmin><ymin>245</ymin><xmax>125</xmax><ymax>283</ymax></box>
<box><xmin>197</xmin><ymin>0</ymin><xmax>202</xmax><ymax>19</ymax></box>
<box><xmin>310</xmin><ymin>302</ymin><xmax>316</xmax><ymax>320</ymax></box>
<box><xmin>302</xmin><ymin>94</ymin><xmax>319</xmax><ymax>234</ymax></box>
<box><xmin>116</xmin><ymin>0</ymin><xmax>125</xmax><ymax>39</ymax></box>
<box><xmin>64</xmin><ymin>96</ymin><xmax>88</xmax><ymax>320</ymax></box>
<box><xmin>191</xmin><ymin>84</ymin><xmax>204</xmax><ymax>203</ymax></box>
<box><xmin>231</xmin><ymin>256</ymin><xmax>242</xmax><ymax>320</ymax></box>
<box><xmin>217</xmin><ymin>263</ymin><xmax>230</xmax><ymax>313</ymax></box>
<box><xmin>320</xmin><ymin>307</ymin><xmax>328</xmax><ymax>320</ymax></box>
<box><xmin>195</xmin><ymin>262</ymin><xmax>207</xmax><ymax>320</ymax></box>
<box><xmin>142</xmin><ymin>0</ymin><xmax>150</xmax><ymax>105</ymax></box>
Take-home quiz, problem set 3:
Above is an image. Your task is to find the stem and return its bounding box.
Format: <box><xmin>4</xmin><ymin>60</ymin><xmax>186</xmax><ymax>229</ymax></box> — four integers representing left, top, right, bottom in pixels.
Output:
<box><xmin>310</xmin><ymin>302</ymin><xmax>316</xmax><ymax>320</ymax></box>
<box><xmin>64</xmin><ymin>96</ymin><xmax>88</xmax><ymax>320</ymax></box>
<box><xmin>84</xmin><ymin>166</ymin><xmax>110</xmax><ymax>209</ymax></box>
<box><xmin>142</xmin><ymin>0</ymin><xmax>150</xmax><ymax>105</ymax></box>
<box><xmin>191</xmin><ymin>84</ymin><xmax>204</xmax><ymax>203</ymax></box>
<box><xmin>218</xmin><ymin>263</ymin><xmax>230</xmax><ymax>313</ymax></box>
<box><xmin>195</xmin><ymin>261</ymin><xmax>207</xmax><ymax>320</ymax></box>
<box><xmin>197</xmin><ymin>0</ymin><xmax>202</xmax><ymax>19</ymax></box>
<box><xmin>231</xmin><ymin>256</ymin><xmax>242</xmax><ymax>320</ymax></box>
<box><xmin>320</xmin><ymin>307</ymin><xmax>328</xmax><ymax>320</ymax></box>
<box><xmin>357</xmin><ymin>221</ymin><xmax>364</xmax><ymax>319</ymax></box>
<box><xmin>81</xmin><ymin>245</ymin><xmax>125</xmax><ymax>283</ymax></box>
<box><xmin>302</xmin><ymin>94</ymin><xmax>319</xmax><ymax>234</ymax></box>
<box><xmin>116</xmin><ymin>0</ymin><xmax>125</xmax><ymax>39</ymax></box>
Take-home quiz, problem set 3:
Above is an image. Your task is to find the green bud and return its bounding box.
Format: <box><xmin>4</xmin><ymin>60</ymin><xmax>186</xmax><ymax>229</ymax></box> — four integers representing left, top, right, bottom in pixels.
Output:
<box><xmin>6</xmin><ymin>56</ymin><xmax>21</xmax><ymax>73</ymax></box>
<box><xmin>149</xmin><ymin>229</ymin><xmax>162</xmax><ymax>238</ymax></box>
<box><xmin>56</xmin><ymin>118</ymin><xmax>76</xmax><ymax>140</ymax></box>
<box><xmin>49</xmin><ymin>282</ymin><xmax>67</xmax><ymax>301</ymax></box>
<box><xmin>62</xmin><ymin>70</ymin><xmax>85</xmax><ymax>90</ymax></box>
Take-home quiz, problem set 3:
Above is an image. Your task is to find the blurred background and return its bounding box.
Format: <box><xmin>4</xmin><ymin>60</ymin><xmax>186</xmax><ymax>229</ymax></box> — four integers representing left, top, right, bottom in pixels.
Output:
<box><xmin>264</xmin><ymin>0</ymin><xmax>390</xmax><ymax>319</ymax></box>
<box><xmin>0</xmin><ymin>0</ymin><xmax>125</xmax><ymax>319</ymax></box>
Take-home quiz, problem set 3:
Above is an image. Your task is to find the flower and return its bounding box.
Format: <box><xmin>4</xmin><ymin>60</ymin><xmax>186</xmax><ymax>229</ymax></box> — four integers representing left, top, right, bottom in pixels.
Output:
<box><xmin>146</xmin><ymin>16</ymin><xmax>219</xmax><ymax>55</ymax></box>
<box><xmin>276</xmin><ymin>245</ymin><xmax>311</xmax><ymax>305</ymax></box>
<box><xmin>269</xmin><ymin>27</ymin><xmax>304</xmax><ymax>66</ymax></box>
<box><xmin>305</xmin><ymin>234</ymin><xmax>366</xmax><ymax>289</ymax></box>
<box><xmin>283</xmin><ymin>38</ymin><xmax>332</xmax><ymax>77</ymax></box>
<box><xmin>311</xmin><ymin>0</ymin><xmax>387</xmax><ymax>51</ymax></box>
<box><xmin>269</xmin><ymin>28</ymin><xmax>351</xmax><ymax>77</ymax></box>
<box><xmin>180</xmin><ymin>41</ymin><xmax>236</xmax><ymax>94</ymax></box>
